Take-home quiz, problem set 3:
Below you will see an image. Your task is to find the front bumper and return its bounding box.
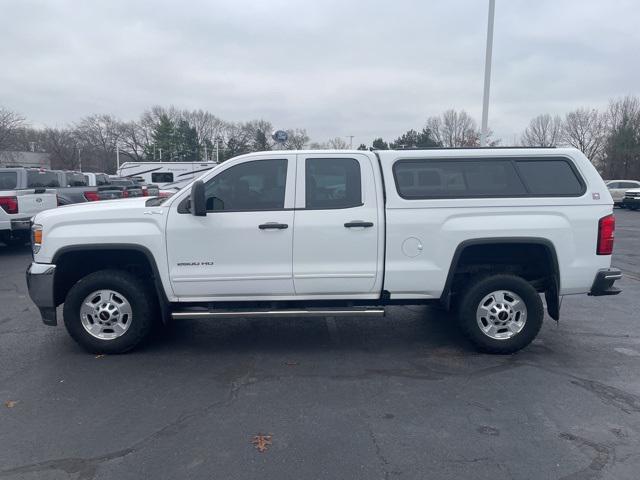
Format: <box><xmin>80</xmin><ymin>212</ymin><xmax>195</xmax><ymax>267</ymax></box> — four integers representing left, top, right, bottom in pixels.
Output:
<box><xmin>26</xmin><ymin>262</ymin><xmax>57</xmax><ymax>325</ymax></box>
<box><xmin>589</xmin><ymin>268</ymin><xmax>622</xmax><ymax>296</ymax></box>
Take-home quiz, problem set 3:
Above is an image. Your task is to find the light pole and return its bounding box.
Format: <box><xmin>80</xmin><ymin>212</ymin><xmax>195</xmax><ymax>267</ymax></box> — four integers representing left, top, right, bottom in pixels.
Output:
<box><xmin>480</xmin><ymin>0</ymin><xmax>495</xmax><ymax>147</ymax></box>
<box><xmin>77</xmin><ymin>147</ymin><xmax>82</xmax><ymax>171</ymax></box>
<box><xmin>347</xmin><ymin>135</ymin><xmax>354</xmax><ymax>148</ymax></box>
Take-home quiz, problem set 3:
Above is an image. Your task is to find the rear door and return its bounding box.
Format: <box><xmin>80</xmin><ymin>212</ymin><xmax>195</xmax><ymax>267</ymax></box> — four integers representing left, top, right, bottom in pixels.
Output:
<box><xmin>292</xmin><ymin>153</ymin><xmax>381</xmax><ymax>296</ymax></box>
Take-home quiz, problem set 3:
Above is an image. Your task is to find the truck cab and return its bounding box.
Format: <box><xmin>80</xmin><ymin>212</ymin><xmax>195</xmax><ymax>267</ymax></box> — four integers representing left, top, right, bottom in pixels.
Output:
<box><xmin>26</xmin><ymin>148</ymin><xmax>621</xmax><ymax>354</ymax></box>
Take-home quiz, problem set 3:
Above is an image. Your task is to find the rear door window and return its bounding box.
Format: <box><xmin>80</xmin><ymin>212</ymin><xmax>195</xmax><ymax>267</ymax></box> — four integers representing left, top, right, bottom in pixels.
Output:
<box><xmin>0</xmin><ymin>172</ymin><xmax>18</xmax><ymax>189</ymax></box>
<box><xmin>27</xmin><ymin>171</ymin><xmax>60</xmax><ymax>188</ymax></box>
<box><xmin>305</xmin><ymin>158</ymin><xmax>362</xmax><ymax>209</ymax></box>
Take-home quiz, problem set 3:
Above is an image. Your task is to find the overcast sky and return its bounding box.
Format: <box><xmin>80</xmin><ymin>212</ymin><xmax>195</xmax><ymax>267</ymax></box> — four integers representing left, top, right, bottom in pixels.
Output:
<box><xmin>2</xmin><ymin>0</ymin><xmax>639</xmax><ymax>145</ymax></box>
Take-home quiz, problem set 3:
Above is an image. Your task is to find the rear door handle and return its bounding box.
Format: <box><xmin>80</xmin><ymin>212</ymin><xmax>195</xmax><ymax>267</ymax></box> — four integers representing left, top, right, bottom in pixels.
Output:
<box><xmin>344</xmin><ymin>221</ymin><xmax>374</xmax><ymax>228</ymax></box>
<box><xmin>259</xmin><ymin>222</ymin><xmax>288</xmax><ymax>230</ymax></box>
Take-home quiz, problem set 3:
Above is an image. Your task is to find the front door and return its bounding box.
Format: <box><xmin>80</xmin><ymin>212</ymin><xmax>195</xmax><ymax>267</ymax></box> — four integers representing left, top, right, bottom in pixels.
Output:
<box><xmin>292</xmin><ymin>153</ymin><xmax>381</xmax><ymax>296</ymax></box>
<box><xmin>166</xmin><ymin>155</ymin><xmax>296</xmax><ymax>299</ymax></box>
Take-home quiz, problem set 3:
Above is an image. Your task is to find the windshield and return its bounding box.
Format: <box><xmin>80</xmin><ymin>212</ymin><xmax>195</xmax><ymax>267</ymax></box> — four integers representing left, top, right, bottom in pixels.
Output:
<box><xmin>27</xmin><ymin>170</ymin><xmax>60</xmax><ymax>188</ymax></box>
<box><xmin>0</xmin><ymin>171</ymin><xmax>18</xmax><ymax>189</ymax></box>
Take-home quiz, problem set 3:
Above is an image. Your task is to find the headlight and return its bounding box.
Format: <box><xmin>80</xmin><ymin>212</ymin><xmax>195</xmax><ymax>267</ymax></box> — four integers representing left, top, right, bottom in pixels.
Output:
<box><xmin>31</xmin><ymin>224</ymin><xmax>43</xmax><ymax>254</ymax></box>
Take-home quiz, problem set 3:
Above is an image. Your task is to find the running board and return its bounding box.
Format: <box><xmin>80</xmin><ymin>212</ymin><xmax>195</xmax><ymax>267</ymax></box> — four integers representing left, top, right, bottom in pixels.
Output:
<box><xmin>171</xmin><ymin>308</ymin><xmax>385</xmax><ymax>320</ymax></box>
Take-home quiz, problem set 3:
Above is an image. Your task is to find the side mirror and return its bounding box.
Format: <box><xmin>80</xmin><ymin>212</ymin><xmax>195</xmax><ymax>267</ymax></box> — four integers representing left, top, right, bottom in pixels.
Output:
<box><xmin>190</xmin><ymin>180</ymin><xmax>207</xmax><ymax>216</ymax></box>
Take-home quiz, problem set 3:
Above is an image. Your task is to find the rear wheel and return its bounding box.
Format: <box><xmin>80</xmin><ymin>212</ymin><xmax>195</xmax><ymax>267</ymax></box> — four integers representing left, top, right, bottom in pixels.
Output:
<box><xmin>457</xmin><ymin>274</ymin><xmax>544</xmax><ymax>354</ymax></box>
<box><xmin>63</xmin><ymin>270</ymin><xmax>155</xmax><ymax>353</ymax></box>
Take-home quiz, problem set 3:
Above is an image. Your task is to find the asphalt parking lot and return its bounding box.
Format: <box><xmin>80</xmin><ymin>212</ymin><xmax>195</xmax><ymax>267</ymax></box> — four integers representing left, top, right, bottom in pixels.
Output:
<box><xmin>1</xmin><ymin>210</ymin><xmax>639</xmax><ymax>480</ymax></box>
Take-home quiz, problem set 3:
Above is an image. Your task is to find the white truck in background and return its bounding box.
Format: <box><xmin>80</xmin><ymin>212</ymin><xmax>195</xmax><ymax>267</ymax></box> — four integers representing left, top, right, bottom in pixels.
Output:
<box><xmin>0</xmin><ymin>168</ymin><xmax>58</xmax><ymax>246</ymax></box>
<box><xmin>117</xmin><ymin>161</ymin><xmax>217</xmax><ymax>190</ymax></box>
<box><xmin>27</xmin><ymin>148</ymin><xmax>621</xmax><ymax>354</ymax></box>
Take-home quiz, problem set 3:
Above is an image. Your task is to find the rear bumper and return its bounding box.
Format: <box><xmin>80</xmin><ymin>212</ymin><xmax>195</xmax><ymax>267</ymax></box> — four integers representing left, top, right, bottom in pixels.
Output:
<box><xmin>26</xmin><ymin>262</ymin><xmax>57</xmax><ymax>325</ymax></box>
<box><xmin>589</xmin><ymin>268</ymin><xmax>622</xmax><ymax>296</ymax></box>
<box><xmin>0</xmin><ymin>217</ymin><xmax>31</xmax><ymax>232</ymax></box>
<box><xmin>11</xmin><ymin>217</ymin><xmax>32</xmax><ymax>230</ymax></box>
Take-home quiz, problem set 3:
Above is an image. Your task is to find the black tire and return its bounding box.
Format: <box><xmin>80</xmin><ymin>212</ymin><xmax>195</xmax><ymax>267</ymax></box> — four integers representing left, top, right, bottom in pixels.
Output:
<box><xmin>63</xmin><ymin>269</ymin><xmax>156</xmax><ymax>353</ymax></box>
<box><xmin>457</xmin><ymin>274</ymin><xmax>544</xmax><ymax>354</ymax></box>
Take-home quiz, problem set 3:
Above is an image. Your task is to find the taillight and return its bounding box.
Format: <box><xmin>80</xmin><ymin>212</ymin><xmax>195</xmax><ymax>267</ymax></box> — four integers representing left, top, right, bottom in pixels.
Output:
<box><xmin>142</xmin><ymin>187</ymin><xmax>149</xmax><ymax>197</ymax></box>
<box><xmin>0</xmin><ymin>196</ymin><xmax>18</xmax><ymax>214</ymax></box>
<box><xmin>597</xmin><ymin>214</ymin><xmax>615</xmax><ymax>255</ymax></box>
<box><xmin>83</xmin><ymin>191</ymin><xmax>100</xmax><ymax>201</ymax></box>
<box><xmin>122</xmin><ymin>190</ymin><xmax>129</xmax><ymax>198</ymax></box>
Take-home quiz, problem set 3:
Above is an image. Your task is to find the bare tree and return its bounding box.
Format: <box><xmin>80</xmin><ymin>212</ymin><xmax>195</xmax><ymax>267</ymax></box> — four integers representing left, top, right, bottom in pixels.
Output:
<box><xmin>603</xmin><ymin>96</ymin><xmax>640</xmax><ymax>178</ymax></box>
<box><xmin>284</xmin><ymin>128</ymin><xmax>309</xmax><ymax>149</ymax></box>
<box><xmin>562</xmin><ymin>108</ymin><xmax>608</xmax><ymax>163</ymax></box>
<box><xmin>40</xmin><ymin>128</ymin><xmax>78</xmax><ymax>170</ymax></box>
<box><xmin>181</xmin><ymin>109</ymin><xmax>226</xmax><ymax>152</ymax></box>
<box><xmin>0</xmin><ymin>107</ymin><xmax>26</xmax><ymax>150</ymax></box>
<box><xmin>426</xmin><ymin>110</ymin><xmax>482</xmax><ymax>147</ymax></box>
<box><xmin>74</xmin><ymin>114</ymin><xmax>121</xmax><ymax>172</ymax></box>
<box><xmin>521</xmin><ymin>114</ymin><xmax>564</xmax><ymax>147</ymax></box>
<box><xmin>327</xmin><ymin>137</ymin><xmax>350</xmax><ymax>149</ymax></box>
<box><xmin>117</xmin><ymin>121</ymin><xmax>149</xmax><ymax>161</ymax></box>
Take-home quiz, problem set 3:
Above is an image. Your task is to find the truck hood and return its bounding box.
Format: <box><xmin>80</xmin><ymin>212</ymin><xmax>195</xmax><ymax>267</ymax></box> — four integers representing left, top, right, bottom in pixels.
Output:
<box><xmin>34</xmin><ymin>197</ymin><xmax>153</xmax><ymax>225</ymax></box>
<box><xmin>33</xmin><ymin>197</ymin><xmax>167</xmax><ymax>264</ymax></box>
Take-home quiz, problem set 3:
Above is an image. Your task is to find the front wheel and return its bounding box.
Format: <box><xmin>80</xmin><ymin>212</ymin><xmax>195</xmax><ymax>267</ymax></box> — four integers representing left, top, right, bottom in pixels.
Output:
<box><xmin>63</xmin><ymin>270</ymin><xmax>155</xmax><ymax>353</ymax></box>
<box><xmin>457</xmin><ymin>274</ymin><xmax>544</xmax><ymax>354</ymax></box>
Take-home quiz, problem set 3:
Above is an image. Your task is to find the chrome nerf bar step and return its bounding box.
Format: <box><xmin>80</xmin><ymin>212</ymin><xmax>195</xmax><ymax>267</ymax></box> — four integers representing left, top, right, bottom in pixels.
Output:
<box><xmin>171</xmin><ymin>308</ymin><xmax>385</xmax><ymax>320</ymax></box>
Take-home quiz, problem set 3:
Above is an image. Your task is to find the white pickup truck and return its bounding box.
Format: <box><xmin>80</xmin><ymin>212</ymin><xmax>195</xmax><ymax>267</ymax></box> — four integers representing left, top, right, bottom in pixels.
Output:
<box><xmin>1</xmin><ymin>168</ymin><xmax>58</xmax><ymax>246</ymax></box>
<box><xmin>26</xmin><ymin>148</ymin><xmax>621</xmax><ymax>354</ymax></box>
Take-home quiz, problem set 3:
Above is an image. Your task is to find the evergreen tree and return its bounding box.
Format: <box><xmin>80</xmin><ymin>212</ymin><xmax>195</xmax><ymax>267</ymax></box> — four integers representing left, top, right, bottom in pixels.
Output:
<box><xmin>174</xmin><ymin>119</ymin><xmax>199</xmax><ymax>161</ymax></box>
<box><xmin>390</xmin><ymin>127</ymin><xmax>440</xmax><ymax>149</ymax></box>
<box><xmin>372</xmin><ymin>137</ymin><xmax>388</xmax><ymax>150</ymax></box>
<box><xmin>145</xmin><ymin>114</ymin><xmax>175</xmax><ymax>160</ymax></box>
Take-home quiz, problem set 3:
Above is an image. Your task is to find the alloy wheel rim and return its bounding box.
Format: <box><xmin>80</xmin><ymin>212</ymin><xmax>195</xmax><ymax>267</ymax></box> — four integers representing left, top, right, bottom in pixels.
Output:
<box><xmin>80</xmin><ymin>289</ymin><xmax>133</xmax><ymax>340</ymax></box>
<box><xmin>476</xmin><ymin>289</ymin><xmax>527</xmax><ymax>340</ymax></box>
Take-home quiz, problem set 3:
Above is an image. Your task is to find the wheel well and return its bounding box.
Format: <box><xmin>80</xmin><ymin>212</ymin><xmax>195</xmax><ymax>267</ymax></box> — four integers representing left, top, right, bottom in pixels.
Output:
<box><xmin>447</xmin><ymin>241</ymin><xmax>559</xmax><ymax>300</ymax></box>
<box><xmin>54</xmin><ymin>249</ymin><xmax>157</xmax><ymax>306</ymax></box>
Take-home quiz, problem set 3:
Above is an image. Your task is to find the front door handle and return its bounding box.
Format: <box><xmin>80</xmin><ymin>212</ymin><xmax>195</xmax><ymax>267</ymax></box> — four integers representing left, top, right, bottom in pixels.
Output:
<box><xmin>259</xmin><ymin>222</ymin><xmax>288</xmax><ymax>230</ymax></box>
<box><xmin>344</xmin><ymin>221</ymin><xmax>374</xmax><ymax>228</ymax></box>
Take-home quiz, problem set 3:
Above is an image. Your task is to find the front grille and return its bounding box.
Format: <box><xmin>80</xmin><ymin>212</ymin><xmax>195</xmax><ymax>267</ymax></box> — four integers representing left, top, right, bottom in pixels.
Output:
<box><xmin>625</xmin><ymin>192</ymin><xmax>640</xmax><ymax>199</ymax></box>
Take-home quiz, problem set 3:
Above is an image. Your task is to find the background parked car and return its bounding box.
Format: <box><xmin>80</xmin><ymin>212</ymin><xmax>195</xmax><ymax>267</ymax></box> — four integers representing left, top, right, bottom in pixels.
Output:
<box><xmin>84</xmin><ymin>172</ymin><xmax>111</xmax><ymax>187</ymax></box>
<box><xmin>622</xmin><ymin>188</ymin><xmax>640</xmax><ymax>210</ymax></box>
<box><xmin>128</xmin><ymin>175</ymin><xmax>160</xmax><ymax>196</ymax></box>
<box><xmin>0</xmin><ymin>167</ymin><xmax>57</xmax><ymax>246</ymax></box>
<box><xmin>107</xmin><ymin>176</ymin><xmax>144</xmax><ymax>197</ymax></box>
<box><xmin>605</xmin><ymin>180</ymin><xmax>640</xmax><ymax>207</ymax></box>
<box><xmin>54</xmin><ymin>170</ymin><xmax>124</xmax><ymax>205</ymax></box>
